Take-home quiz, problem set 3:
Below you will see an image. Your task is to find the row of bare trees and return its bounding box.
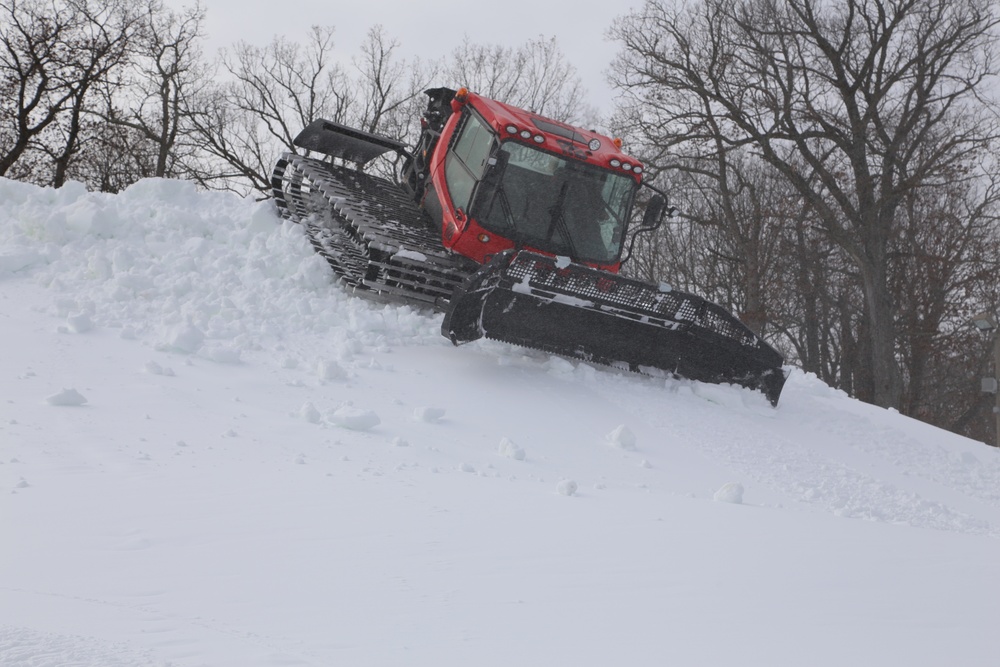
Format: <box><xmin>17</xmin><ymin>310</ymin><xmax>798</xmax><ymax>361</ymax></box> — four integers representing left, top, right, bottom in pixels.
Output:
<box><xmin>1</xmin><ymin>0</ymin><xmax>590</xmax><ymax>196</ymax></box>
<box><xmin>0</xmin><ymin>0</ymin><xmax>207</xmax><ymax>189</ymax></box>
<box><xmin>610</xmin><ymin>0</ymin><xmax>1000</xmax><ymax>441</ymax></box>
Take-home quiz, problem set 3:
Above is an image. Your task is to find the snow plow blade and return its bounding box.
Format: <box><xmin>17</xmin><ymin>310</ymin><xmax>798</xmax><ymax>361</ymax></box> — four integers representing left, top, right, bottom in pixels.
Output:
<box><xmin>292</xmin><ymin>119</ymin><xmax>408</xmax><ymax>165</ymax></box>
<box><xmin>443</xmin><ymin>251</ymin><xmax>787</xmax><ymax>406</ymax></box>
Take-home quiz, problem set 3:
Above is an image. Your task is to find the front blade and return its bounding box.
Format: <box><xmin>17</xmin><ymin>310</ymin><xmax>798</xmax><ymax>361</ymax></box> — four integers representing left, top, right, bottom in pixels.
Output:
<box><xmin>444</xmin><ymin>251</ymin><xmax>787</xmax><ymax>405</ymax></box>
<box><xmin>293</xmin><ymin>119</ymin><xmax>408</xmax><ymax>164</ymax></box>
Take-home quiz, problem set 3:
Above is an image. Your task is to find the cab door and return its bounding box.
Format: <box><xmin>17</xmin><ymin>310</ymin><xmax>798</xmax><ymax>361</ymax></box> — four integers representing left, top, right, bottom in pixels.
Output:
<box><xmin>440</xmin><ymin>111</ymin><xmax>495</xmax><ymax>247</ymax></box>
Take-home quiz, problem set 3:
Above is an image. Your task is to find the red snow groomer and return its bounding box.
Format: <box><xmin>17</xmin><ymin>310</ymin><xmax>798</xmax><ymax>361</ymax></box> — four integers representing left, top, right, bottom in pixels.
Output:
<box><xmin>272</xmin><ymin>87</ymin><xmax>787</xmax><ymax>404</ymax></box>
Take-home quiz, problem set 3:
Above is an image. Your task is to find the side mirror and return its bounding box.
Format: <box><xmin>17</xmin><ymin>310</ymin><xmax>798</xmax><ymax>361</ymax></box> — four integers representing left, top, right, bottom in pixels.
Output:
<box><xmin>641</xmin><ymin>194</ymin><xmax>667</xmax><ymax>230</ymax></box>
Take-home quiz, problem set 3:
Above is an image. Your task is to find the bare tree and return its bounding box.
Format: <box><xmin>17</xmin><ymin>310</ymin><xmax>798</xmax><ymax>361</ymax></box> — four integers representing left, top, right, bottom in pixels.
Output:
<box><xmin>445</xmin><ymin>35</ymin><xmax>595</xmax><ymax>126</ymax></box>
<box><xmin>94</xmin><ymin>1</ymin><xmax>207</xmax><ymax>181</ymax></box>
<box><xmin>610</xmin><ymin>0</ymin><xmax>1000</xmax><ymax>408</ymax></box>
<box><xmin>47</xmin><ymin>0</ymin><xmax>146</xmax><ymax>186</ymax></box>
<box><xmin>0</xmin><ymin>0</ymin><xmax>149</xmax><ymax>186</ymax></box>
<box><xmin>0</xmin><ymin>0</ymin><xmax>78</xmax><ymax>178</ymax></box>
<box><xmin>187</xmin><ymin>24</ymin><xmax>434</xmax><ymax>196</ymax></box>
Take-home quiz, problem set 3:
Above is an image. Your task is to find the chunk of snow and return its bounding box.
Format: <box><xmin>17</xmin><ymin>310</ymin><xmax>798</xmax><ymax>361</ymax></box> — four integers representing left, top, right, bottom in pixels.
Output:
<box><xmin>206</xmin><ymin>346</ymin><xmax>242</xmax><ymax>364</ymax></box>
<box><xmin>46</xmin><ymin>388</ymin><xmax>88</xmax><ymax>406</ymax></box>
<box><xmin>329</xmin><ymin>406</ymin><xmax>380</xmax><ymax>431</ymax></box>
<box><xmin>459</xmin><ymin>462</ymin><xmax>476</xmax><ymax>473</ymax></box>
<box><xmin>393</xmin><ymin>249</ymin><xmax>428</xmax><ymax>262</ymax></box>
<box><xmin>498</xmin><ymin>437</ymin><xmax>526</xmax><ymax>461</ymax></box>
<box><xmin>66</xmin><ymin>312</ymin><xmax>93</xmax><ymax>333</ymax></box>
<box><xmin>169</xmin><ymin>324</ymin><xmax>205</xmax><ymax>353</ymax></box>
<box><xmin>554</xmin><ymin>255</ymin><xmax>571</xmax><ymax>269</ymax></box>
<box><xmin>413</xmin><ymin>406</ymin><xmax>445</xmax><ymax>423</ymax></box>
<box><xmin>606</xmin><ymin>424</ymin><xmax>637</xmax><ymax>450</ymax></box>
<box><xmin>298</xmin><ymin>402</ymin><xmax>321</xmax><ymax>424</ymax></box>
<box><xmin>317</xmin><ymin>359</ymin><xmax>347</xmax><ymax>381</ymax></box>
<box><xmin>544</xmin><ymin>357</ymin><xmax>576</xmax><ymax>375</ymax></box>
<box><xmin>714</xmin><ymin>482</ymin><xmax>744</xmax><ymax>504</ymax></box>
<box><xmin>145</xmin><ymin>361</ymin><xmax>175</xmax><ymax>376</ymax></box>
<box><xmin>557</xmin><ymin>479</ymin><xmax>578</xmax><ymax>496</ymax></box>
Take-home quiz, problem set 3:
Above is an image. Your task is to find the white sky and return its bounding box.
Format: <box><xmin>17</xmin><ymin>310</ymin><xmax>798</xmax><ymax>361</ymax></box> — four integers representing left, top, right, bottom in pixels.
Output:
<box><xmin>188</xmin><ymin>0</ymin><xmax>643</xmax><ymax>116</ymax></box>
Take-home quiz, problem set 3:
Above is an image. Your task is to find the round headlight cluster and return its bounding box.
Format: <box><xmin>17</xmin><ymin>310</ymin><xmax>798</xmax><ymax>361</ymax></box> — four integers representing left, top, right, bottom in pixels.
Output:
<box><xmin>508</xmin><ymin>127</ymin><xmax>544</xmax><ymax>143</ymax></box>
<box><xmin>610</xmin><ymin>157</ymin><xmax>643</xmax><ymax>175</ymax></box>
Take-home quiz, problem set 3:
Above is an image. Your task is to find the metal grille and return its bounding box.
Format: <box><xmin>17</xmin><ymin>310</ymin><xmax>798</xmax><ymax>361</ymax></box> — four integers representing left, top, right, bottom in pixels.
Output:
<box><xmin>505</xmin><ymin>252</ymin><xmax>760</xmax><ymax>349</ymax></box>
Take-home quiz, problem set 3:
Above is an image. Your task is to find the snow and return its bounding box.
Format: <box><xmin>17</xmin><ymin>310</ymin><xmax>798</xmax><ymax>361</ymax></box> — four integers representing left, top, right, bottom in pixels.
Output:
<box><xmin>498</xmin><ymin>436</ymin><xmax>526</xmax><ymax>461</ymax></box>
<box><xmin>714</xmin><ymin>481</ymin><xmax>745</xmax><ymax>504</ymax></box>
<box><xmin>393</xmin><ymin>248</ymin><xmax>428</xmax><ymax>262</ymax></box>
<box><xmin>2</xmin><ymin>176</ymin><xmax>999</xmax><ymax>666</ymax></box>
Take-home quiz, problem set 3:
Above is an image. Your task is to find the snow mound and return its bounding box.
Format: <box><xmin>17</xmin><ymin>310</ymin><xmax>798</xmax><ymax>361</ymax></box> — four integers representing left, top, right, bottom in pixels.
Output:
<box><xmin>45</xmin><ymin>388</ymin><xmax>87</xmax><ymax>406</ymax></box>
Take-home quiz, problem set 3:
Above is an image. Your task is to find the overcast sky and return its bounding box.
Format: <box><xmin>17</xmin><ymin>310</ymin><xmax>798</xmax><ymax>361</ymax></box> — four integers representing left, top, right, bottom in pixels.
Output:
<box><xmin>185</xmin><ymin>0</ymin><xmax>643</xmax><ymax>117</ymax></box>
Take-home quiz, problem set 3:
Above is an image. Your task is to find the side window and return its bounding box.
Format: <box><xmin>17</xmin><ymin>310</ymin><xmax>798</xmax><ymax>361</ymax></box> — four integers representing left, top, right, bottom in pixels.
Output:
<box><xmin>445</xmin><ymin>112</ymin><xmax>494</xmax><ymax>213</ymax></box>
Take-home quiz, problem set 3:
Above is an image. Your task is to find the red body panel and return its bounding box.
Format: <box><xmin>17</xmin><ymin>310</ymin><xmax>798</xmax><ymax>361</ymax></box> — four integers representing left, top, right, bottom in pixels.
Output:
<box><xmin>426</xmin><ymin>92</ymin><xmax>639</xmax><ymax>273</ymax></box>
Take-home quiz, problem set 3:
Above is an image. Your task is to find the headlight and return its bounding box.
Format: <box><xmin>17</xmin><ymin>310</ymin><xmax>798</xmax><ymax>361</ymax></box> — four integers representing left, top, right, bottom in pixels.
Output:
<box><xmin>610</xmin><ymin>159</ymin><xmax>621</xmax><ymax>168</ymax></box>
<box><xmin>588</xmin><ymin>139</ymin><xmax>601</xmax><ymax>151</ymax></box>
<box><xmin>506</xmin><ymin>125</ymin><xmax>518</xmax><ymax>134</ymax></box>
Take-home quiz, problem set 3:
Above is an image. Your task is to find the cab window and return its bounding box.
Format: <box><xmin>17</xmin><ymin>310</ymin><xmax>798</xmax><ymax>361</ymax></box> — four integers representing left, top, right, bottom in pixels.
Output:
<box><xmin>445</xmin><ymin>111</ymin><xmax>494</xmax><ymax>213</ymax></box>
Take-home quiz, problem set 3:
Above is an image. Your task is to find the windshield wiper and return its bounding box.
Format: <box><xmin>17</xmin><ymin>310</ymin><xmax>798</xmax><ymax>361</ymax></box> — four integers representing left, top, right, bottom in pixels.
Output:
<box><xmin>546</xmin><ymin>181</ymin><xmax>578</xmax><ymax>259</ymax></box>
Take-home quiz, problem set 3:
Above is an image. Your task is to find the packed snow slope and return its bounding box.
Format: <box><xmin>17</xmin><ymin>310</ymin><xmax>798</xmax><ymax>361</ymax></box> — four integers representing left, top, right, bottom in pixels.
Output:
<box><xmin>1</xmin><ymin>177</ymin><xmax>999</xmax><ymax>667</ymax></box>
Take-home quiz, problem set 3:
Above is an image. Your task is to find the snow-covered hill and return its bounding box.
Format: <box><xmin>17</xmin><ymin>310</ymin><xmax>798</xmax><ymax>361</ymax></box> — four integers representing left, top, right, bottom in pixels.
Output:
<box><xmin>1</xmin><ymin>177</ymin><xmax>998</xmax><ymax>666</ymax></box>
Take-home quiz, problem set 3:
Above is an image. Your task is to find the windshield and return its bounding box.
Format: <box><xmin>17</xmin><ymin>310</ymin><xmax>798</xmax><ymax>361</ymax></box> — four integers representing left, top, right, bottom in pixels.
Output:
<box><xmin>472</xmin><ymin>141</ymin><xmax>637</xmax><ymax>264</ymax></box>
